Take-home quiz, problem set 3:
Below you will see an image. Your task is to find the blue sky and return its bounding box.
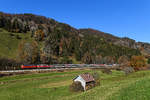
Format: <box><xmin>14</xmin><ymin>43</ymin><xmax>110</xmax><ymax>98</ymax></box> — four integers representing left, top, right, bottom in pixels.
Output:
<box><xmin>0</xmin><ymin>0</ymin><xmax>150</xmax><ymax>42</ymax></box>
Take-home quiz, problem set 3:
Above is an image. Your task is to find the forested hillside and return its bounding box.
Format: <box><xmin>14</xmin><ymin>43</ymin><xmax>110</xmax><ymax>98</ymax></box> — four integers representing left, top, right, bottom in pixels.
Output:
<box><xmin>0</xmin><ymin>12</ymin><xmax>147</xmax><ymax>65</ymax></box>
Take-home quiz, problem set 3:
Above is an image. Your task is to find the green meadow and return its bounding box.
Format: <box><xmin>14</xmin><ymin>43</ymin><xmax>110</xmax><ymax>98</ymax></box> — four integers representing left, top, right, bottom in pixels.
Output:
<box><xmin>0</xmin><ymin>69</ymin><xmax>150</xmax><ymax>100</ymax></box>
<box><xmin>0</xmin><ymin>28</ymin><xmax>33</xmax><ymax>59</ymax></box>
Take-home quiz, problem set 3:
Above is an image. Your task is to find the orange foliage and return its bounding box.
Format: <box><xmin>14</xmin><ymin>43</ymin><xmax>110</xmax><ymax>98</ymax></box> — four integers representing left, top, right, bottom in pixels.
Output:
<box><xmin>118</xmin><ymin>56</ymin><xmax>129</xmax><ymax>67</ymax></box>
<box><xmin>34</xmin><ymin>29</ymin><xmax>45</xmax><ymax>40</ymax></box>
<box><xmin>130</xmin><ymin>56</ymin><xmax>147</xmax><ymax>68</ymax></box>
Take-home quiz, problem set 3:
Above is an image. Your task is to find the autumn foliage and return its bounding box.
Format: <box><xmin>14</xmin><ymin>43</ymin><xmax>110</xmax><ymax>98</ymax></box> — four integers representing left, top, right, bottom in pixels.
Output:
<box><xmin>0</xmin><ymin>12</ymin><xmax>143</xmax><ymax>65</ymax></box>
<box><xmin>118</xmin><ymin>56</ymin><xmax>130</xmax><ymax>67</ymax></box>
<box><xmin>130</xmin><ymin>56</ymin><xmax>147</xmax><ymax>69</ymax></box>
<box><xmin>18</xmin><ymin>41</ymin><xmax>39</xmax><ymax>64</ymax></box>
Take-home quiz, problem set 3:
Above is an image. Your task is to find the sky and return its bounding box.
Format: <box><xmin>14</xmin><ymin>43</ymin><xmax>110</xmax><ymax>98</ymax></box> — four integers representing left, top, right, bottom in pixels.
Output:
<box><xmin>0</xmin><ymin>0</ymin><xmax>150</xmax><ymax>43</ymax></box>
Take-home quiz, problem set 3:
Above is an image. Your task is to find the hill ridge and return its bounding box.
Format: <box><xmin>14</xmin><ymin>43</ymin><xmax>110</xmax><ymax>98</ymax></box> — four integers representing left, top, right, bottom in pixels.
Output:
<box><xmin>0</xmin><ymin>12</ymin><xmax>149</xmax><ymax>64</ymax></box>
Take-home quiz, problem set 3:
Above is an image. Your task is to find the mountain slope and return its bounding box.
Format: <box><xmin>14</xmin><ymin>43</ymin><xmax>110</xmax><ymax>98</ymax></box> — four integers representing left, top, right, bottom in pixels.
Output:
<box><xmin>0</xmin><ymin>28</ymin><xmax>33</xmax><ymax>59</ymax></box>
<box><xmin>0</xmin><ymin>12</ymin><xmax>148</xmax><ymax>64</ymax></box>
<box><xmin>80</xmin><ymin>28</ymin><xmax>150</xmax><ymax>56</ymax></box>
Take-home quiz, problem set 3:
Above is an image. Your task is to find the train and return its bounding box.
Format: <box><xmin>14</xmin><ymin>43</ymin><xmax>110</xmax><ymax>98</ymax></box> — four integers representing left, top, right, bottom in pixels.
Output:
<box><xmin>20</xmin><ymin>64</ymin><xmax>116</xmax><ymax>69</ymax></box>
<box><xmin>21</xmin><ymin>64</ymin><xmax>54</xmax><ymax>69</ymax></box>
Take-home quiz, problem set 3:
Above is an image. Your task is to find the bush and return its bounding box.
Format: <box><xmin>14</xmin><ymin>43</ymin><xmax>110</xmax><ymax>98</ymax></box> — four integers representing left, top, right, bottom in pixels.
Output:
<box><xmin>0</xmin><ymin>57</ymin><xmax>21</xmax><ymax>70</ymax></box>
<box><xmin>92</xmin><ymin>72</ymin><xmax>100</xmax><ymax>86</ymax></box>
<box><xmin>86</xmin><ymin>82</ymin><xmax>95</xmax><ymax>90</ymax></box>
<box><xmin>102</xmin><ymin>69</ymin><xmax>112</xmax><ymax>74</ymax></box>
<box><xmin>123</xmin><ymin>67</ymin><xmax>135</xmax><ymax>75</ymax></box>
<box><xmin>69</xmin><ymin>81</ymin><xmax>84</xmax><ymax>92</ymax></box>
<box><xmin>115</xmin><ymin>66</ymin><xmax>122</xmax><ymax>71</ymax></box>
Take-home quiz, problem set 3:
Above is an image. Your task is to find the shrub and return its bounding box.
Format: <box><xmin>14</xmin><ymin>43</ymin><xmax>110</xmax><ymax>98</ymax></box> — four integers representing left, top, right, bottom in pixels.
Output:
<box><xmin>115</xmin><ymin>66</ymin><xmax>122</xmax><ymax>71</ymax></box>
<box><xmin>69</xmin><ymin>81</ymin><xmax>84</xmax><ymax>92</ymax></box>
<box><xmin>102</xmin><ymin>69</ymin><xmax>112</xmax><ymax>74</ymax></box>
<box><xmin>118</xmin><ymin>56</ymin><xmax>129</xmax><ymax>65</ymax></box>
<box><xmin>0</xmin><ymin>57</ymin><xmax>21</xmax><ymax>70</ymax></box>
<box><xmin>123</xmin><ymin>67</ymin><xmax>135</xmax><ymax>75</ymax></box>
<box><xmin>92</xmin><ymin>72</ymin><xmax>100</xmax><ymax>86</ymax></box>
<box><xmin>86</xmin><ymin>82</ymin><xmax>95</xmax><ymax>90</ymax></box>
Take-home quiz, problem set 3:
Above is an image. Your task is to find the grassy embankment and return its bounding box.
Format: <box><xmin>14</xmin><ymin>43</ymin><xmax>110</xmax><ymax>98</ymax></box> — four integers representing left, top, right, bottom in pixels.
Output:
<box><xmin>0</xmin><ymin>28</ymin><xmax>33</xmax><ymax>59</ymax></box>
<box><xmin>0</xmin><ymin>69</ymin><xmax>150</xmax><ymax>100</ymax></box>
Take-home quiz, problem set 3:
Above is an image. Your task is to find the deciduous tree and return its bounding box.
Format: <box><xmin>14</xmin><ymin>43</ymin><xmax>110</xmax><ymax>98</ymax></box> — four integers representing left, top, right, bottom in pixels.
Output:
<box><xmin>130</xmin><ymin>56</ymin><xmax>147</xmax><ymax>69</ymax></box>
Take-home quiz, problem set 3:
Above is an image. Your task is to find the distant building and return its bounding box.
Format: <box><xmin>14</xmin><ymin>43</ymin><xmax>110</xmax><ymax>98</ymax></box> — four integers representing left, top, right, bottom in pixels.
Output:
<box><xmin>73</xmin><ymin>73</ymin><xmax>95</xmax><ymax>90</ymax></box>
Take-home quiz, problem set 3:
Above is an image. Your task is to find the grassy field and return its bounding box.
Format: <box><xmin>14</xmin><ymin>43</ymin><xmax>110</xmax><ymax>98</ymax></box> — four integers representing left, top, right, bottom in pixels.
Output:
<box><xmin>0</xmin><ymin>69</ymin><xmax>150</xmax><ymax>100</ymax></box>
<box><xmin>0</xmin><ymin>28</ymin><xmax>33</xmax><ymax>59</ymax></box>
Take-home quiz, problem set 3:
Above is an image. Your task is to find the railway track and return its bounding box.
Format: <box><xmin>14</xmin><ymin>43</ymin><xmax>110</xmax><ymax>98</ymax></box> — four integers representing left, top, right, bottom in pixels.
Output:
<box><xmin>0</xmin><ymin>66</ymin><xmax>111</xmax><ymax>73</ymax></box>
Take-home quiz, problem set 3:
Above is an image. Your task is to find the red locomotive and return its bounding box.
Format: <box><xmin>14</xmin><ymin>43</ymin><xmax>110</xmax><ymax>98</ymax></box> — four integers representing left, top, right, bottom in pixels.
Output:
<box><xmin>21</xmin><ymin>64</ymin><xmax>54</xmax><ymax>69</ymax></box>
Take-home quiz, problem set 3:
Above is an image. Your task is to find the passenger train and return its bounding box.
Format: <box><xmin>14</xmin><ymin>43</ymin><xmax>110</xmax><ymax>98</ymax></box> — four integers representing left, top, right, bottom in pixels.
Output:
<box><xmin>20</xmin><ymin>64</ymin><xmax>115</xmax><ymax>69</ymax></box>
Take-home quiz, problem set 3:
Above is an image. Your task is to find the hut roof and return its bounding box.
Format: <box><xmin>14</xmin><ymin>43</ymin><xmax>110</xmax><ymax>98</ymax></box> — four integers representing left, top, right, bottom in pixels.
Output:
<box><xmin>80</xmin><ymin>73</ymin><xmax>95</xmax><ymax>82</ymax></box>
